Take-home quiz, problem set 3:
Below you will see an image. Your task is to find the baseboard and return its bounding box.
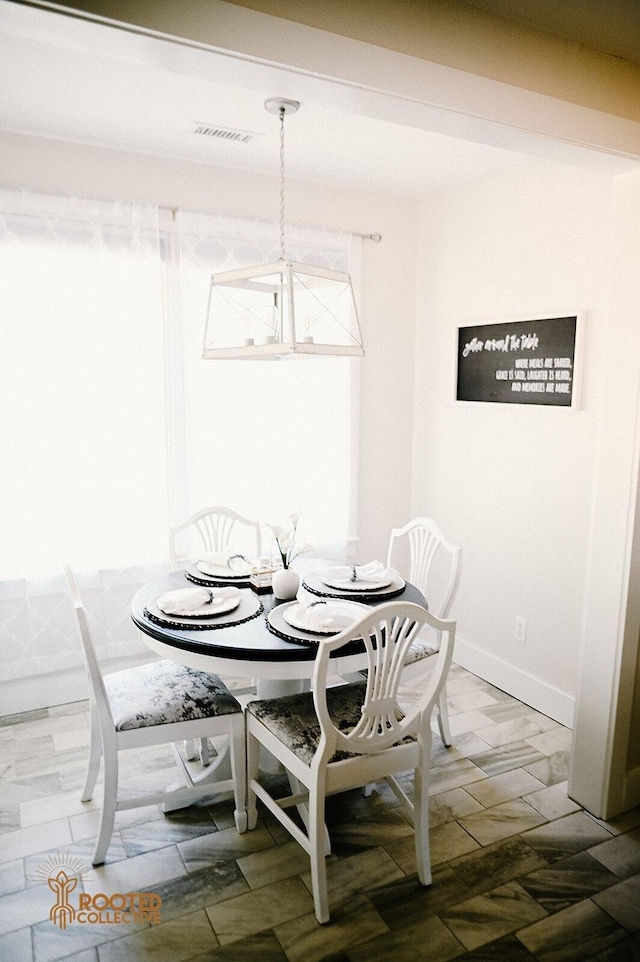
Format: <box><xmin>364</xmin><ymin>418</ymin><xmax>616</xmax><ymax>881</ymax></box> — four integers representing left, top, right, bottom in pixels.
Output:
<box><xmin>453</xmin><ymin>635</ymin><xmax>575</xmax><ymax>728</ymax></box>
<box><xmin>0</xmin><ymin>652</ymin><xmax>159</xmax><ymax>717</ymax></box>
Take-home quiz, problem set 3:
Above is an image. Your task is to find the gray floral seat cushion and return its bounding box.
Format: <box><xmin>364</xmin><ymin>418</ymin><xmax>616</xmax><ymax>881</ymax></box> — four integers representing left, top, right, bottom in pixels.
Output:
<box><xmin>247</xmin><ymin>682</ymin><xmax>416</xmax><ymax>766</ymax></box>
<box><xmin>104</xmin><ymin>660</ymin><xmax>242</xmax><ymax>731</ymax></box>
<box><xmin>405</xmin><ymin>637</ymin><xmax>438</xmax><ymax>664</ymax></box>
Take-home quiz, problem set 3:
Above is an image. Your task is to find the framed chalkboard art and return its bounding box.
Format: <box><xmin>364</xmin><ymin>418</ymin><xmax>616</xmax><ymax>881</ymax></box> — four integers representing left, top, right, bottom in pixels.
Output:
<box><xmin>456</xmin><ymin>314</ymin><xmax>585</xmax><ymax>408</ymax></box>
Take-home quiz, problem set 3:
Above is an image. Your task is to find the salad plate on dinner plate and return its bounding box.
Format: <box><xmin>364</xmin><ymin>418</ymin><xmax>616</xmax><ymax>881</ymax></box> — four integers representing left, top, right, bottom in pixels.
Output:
<box><xmin>318</xmin><ymin>561</ymin><xmax>398</xmax><ymax>592</ymax></box>
<box><xmin>282</xmin><ymin>598</ymin><xmax>369</xmax><ymax>635</ymax></box>
<box><xmin>196</xmin><ymin>552</ymin><xmax>252</xmax><ymax>579</ymax></box>
<box><xmin>155</xmin><ymin>585</ymin><xmax>240</xmax><ymax>619</ymax></box>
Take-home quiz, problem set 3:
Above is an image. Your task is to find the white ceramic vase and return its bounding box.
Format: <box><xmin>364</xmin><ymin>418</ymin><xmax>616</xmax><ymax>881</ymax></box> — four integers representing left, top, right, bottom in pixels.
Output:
<box><xmin>272</xmin><ymin>567</ymin><xmax>300</xmax><ymax>600</ymax></box>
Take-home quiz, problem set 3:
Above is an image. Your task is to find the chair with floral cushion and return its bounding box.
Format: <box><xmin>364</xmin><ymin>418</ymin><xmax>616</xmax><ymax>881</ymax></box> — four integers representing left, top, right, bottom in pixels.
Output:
<box><xmin>64</xmin><ymin>565</ymin><xmax>247</xmax><ymax>866</ymax></box>
<box><xmin>245</xmin><ymin>601</ymin><xmax>456</xmax><ymax>923</ymax></box>
<box><xmin>387</xmin><ymin>517</ymin><xmax>462</xmax><ymax>746</ymax></box>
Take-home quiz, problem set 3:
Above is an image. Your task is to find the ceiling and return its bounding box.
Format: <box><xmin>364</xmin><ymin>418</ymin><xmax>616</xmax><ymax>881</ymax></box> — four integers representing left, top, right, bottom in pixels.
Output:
<box><xmin>0</xmin><ymin>0</ymin><xmax>637</xmax><ymax>196</ymax></box>
<box><xmin>462</xmin><ymin>0</ymin><xmax>640</xmax><ymax>67</ymax></box>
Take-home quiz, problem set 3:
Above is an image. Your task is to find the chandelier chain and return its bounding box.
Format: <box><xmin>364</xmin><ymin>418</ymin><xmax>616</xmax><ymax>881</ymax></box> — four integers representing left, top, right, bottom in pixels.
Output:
<box><xmin>279</xmin><ymin>107</ymin><xmax>286</xmax><ymax>262</ymax></box>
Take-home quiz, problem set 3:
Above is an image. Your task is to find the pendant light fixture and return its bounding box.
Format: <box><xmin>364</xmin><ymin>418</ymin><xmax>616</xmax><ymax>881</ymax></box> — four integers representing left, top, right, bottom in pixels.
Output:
<box><xmin>202</xmin><ymin>98</ymin><xmax>365</xmax><ymax>359</ymax></box>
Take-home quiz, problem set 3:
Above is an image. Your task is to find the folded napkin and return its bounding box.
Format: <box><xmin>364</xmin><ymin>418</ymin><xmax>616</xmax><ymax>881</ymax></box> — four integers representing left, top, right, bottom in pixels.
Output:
<box><xmin>198</xmin><ymin>551</ymin><xmax>251</xmax><ymax>575</ymax></box>
<box><xmin>293</xmin><ymin>588</ymin><xmax>361</xmax><ymax>633</ymax></box>
<box><xmin>157</xmin><ymin>586</ymin><xmax>240</xmax><ymax>616</ymax></box>
<box><xmin>323</xmin><ymin>560</ymin><xmax>397</xmax><ymax>587</ymax></box>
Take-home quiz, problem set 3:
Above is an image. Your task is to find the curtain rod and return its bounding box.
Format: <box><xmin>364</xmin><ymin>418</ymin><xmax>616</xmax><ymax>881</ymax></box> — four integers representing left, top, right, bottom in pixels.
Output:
<box><xmin>162</xmin><ymin>206</ymin><xmax>381</xmax><ymax>242</ymax></box>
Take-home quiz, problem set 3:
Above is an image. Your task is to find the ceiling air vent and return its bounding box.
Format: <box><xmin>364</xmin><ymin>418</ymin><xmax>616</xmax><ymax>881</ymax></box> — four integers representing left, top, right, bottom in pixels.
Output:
<box><xmin>192</xmin><ymin>122</ymin><xmax>262</xmax><ymax>144</ymax></box>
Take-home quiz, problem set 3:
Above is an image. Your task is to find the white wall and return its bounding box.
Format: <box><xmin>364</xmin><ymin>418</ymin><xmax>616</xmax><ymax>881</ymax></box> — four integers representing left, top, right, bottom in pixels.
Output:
<box><xmin>0</xmin><ymin>130</ymin><xmax>417</xmax><ymax>567</ymax></box>
<box><xmin>413</xmin><ymin>160</ymin><xmax>616</xmax><ymax>725</ymax></box>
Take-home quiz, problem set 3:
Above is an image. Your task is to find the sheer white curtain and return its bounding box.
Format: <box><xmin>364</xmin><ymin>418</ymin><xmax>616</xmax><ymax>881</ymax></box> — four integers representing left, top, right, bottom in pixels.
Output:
<box><xmin>0</xmin><ymin>192</ymin><xmax>358</xmax><ymax>702</ymax></box>
<box><xmin>0</xmin><ymin>190</ymin><xmax>168</xmax><ymax>577</ymax></box>
<box><xmin>0</xmin><ymin>191</ymin><xmax>168</xmax><ymax>692</ymax></box>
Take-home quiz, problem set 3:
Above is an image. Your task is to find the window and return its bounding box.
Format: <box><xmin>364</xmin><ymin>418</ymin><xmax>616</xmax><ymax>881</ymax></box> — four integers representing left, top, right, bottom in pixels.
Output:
<box><xmin>0</xmin><ymin>193</ymin><xmax>358</xmax><ymax>582</ymax></box>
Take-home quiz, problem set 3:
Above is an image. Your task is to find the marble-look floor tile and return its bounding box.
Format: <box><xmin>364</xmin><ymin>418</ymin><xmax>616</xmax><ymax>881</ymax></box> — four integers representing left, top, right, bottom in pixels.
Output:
<box><xmin>464</xmin><ymin>769</ymin><xmax>545</xmax><ymax>808</ymax></box>
<box><xmin>516</xmin><ymin>897</ymin><xmax>627</xmax><ymax>962</ymax></box>
<box><xmin>475</xmin><ymin>717</ymin><xmax>547</xmax><ymax>749</ymax></box>
<box><xmin>347</xmin><ymin>912</ymin><xmax>465</xmax><ymax>962</ymax></box>
<box><xmin>0</xmin><ymin>818</ymin><xmax>72</xmax><ymax>865</ymax></box>
<box><xmin>188</xmin><ymin>930</ymin><xmax>288</xmax><ymax>961</ymax></box>
<box><xmin>592</xmin><ymin>871</ymin><xmax>640</xmax><ymax>931</ymax></box>
<box><xmin>179</xmin><ymin>824</ymin><xmax>275</xmax><ymax>873</ymax></box>
<box><xmin>468</xmin><ymin>742</ymin><xmax>546</xmax><ymax>778</ymax></box>
<box><xmin>20</xmin><ymin>789</ymin><xmax>101</xmax><ymax>829</ymax></box>
<box><xmin>0</xmin><ymin>810</ymin><xmax>22</xmax><ymax>834</ymax></box>
<box><xmin>366</xmin><ymin>864</ymin><xmax>471</xmax><ymax>929</ymax></box>
<box><xmin>0</xmin><ymin>921</ymin><xmax>33</xmax><ymax>961</ymax></box>
<box><xmin>82</xmin><ymin>844</ymin><xmax>187</xmax><ymax>897</ymax></box>
<box><xmin>453</xmin><ymin>932</ymin><xmax>539</xmax><ymax>960</ymax></box>
<box><xmin>458</xmin><ymin>799</ymin><xmax>548</xmax><ymax>847</ymax></box>
<box><xmin>205</xmin><ymin>876</ymin><xmax>314</xmax><ymax>945</ymax></box>
<box><xmin>441</xmin><ymin>732</ymin><xmax>493</xmax><ymax>758</ymax></box>
<box><xmin>518</xmin><ymin>851</ymin><xmax>620</xmax><ymax>912</ymax></box>
<box><xmin>447</xmin><ymin>690</ymin><xmax>498</xmax><ymax>715</ymax></box>
<box><xmin>523</xmin><ymin>780</ymin><xmax>582</xmax><ymax>820</ymax></box>
<box><xmin>522</xmin><ymin>812</ymin><xmax>614</xmax><ymax>863</ymax></box>
<box><xmin>447</xmin><ymin>711</ymin><xmax>495</xmax><ymax>737</ymax></box>
<box><xmin>52</xmin><ymin>728</ymin><xmax>91</xmax><ymax>753</ymax></box>
<box><xmin>150</xmin><ymin>861</ymin><xmax>250</xmax><ymax>921</ymax></box>
<box><xmin>429</xmin><ymin>787</ymin><xmax>485</xmax><ymax>827</ymax></box>
<box><xmin>428</xmin><ymin>758</ymin><xmax>488</xmax><ymax>796</ymax></box>
<box><xmin>0</xmin><ymin>856</ymin><xmax>25</xmax><ymax>896</ymax></box>
<box><xmin>588</xmin><ymin>930</ymin><xmax>640</xmax><ymax>961</ymax></box>
<box><xmin>300</xmin><ymin>846</ymin><xmax>404</xmax><ymax>905</ymax></box>
<box><xmin>450</xmin><ymin>836</ymin><xmax>549</xmax><ymax>895</ymax></box>
<box><xmin>440</xmin><ymin>880</ymin><xmax>547</xmax><ymax>951</ymax></box>
<box><xmin>472</xmin><ymin>701</ymin><xmax>532</xmax><ymax>725</ymax></box>
<box><xmin>525</xmin><ymin>727</ymin><xmax>573</xmax><ymax>757</ymax></box>
<box><xmin>330</xmin><ymin>811</ymin><xmax>414</xmax><ymax>855</ymax></box>
<box><xmin>588</xmin><ymin>827</ymin><xmax>640</xmax><ymax>878</ymax></box>
<box><xmin>524</xmin><ymin>750</ymin><xmax>571</xmax><ymax>787</ymax></box>
<box><xmin>119</xmin><ymin>809</ymin><xmax>218</xmax><ymax>857</ymax></box>
<box><xmin>96</xmin><ymin>907</ymin><xmax>217</xmax><ymax>962</ymax></box>
<box><xmin>385</xmin><ymin>819</ymin><xmax>479</xmax><ymax>875</ymax></box>
<box><xmin>238</xmin><ymin>840</ymin><xmax>307</xmax><ymax>889</ymax></box>
<box><xmin>274</xmin><ymin>894</ymin><xmax>389</xmax><ymax>962</ymax></box>
<box><xmin>32</xmin><ymin>913</ymin><xmax>148</xmax><ymax>962</ymax></box>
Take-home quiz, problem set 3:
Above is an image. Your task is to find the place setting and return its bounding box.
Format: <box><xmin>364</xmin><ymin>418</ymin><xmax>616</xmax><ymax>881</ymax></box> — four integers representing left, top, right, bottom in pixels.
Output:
<box><xmin>302</xmin><ymin>559</ymin><xmax>406</xmax><ymax>600</ymax></box>
<box><xmin>144</xmin><ymin>584</ymin><xmax>263</xmax><ymax>630</ymax></box>
<box><xmin>266</xmin><ymin>586</ymin><xmax>370</xmax><ymax>646</ymax></box>
<box><xmin>185</xmin><ymin>550</ymin><xmax>254</xmax><ymax>587</ymax></box>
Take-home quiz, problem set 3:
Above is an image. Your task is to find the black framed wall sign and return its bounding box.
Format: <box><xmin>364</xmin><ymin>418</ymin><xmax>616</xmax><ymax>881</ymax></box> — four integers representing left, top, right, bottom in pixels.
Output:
<box><xmin>456</xmin><ymin>314</ymin><xmax>584</xmax><ymax>408</ymax></box>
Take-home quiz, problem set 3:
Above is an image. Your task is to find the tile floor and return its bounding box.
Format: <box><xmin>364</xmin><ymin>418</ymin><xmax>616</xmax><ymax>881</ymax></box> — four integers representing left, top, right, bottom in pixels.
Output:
<box><xmin>1</xmin><ymin>664</ymin><xmax>640</xmax><ymax>962</ymax></box>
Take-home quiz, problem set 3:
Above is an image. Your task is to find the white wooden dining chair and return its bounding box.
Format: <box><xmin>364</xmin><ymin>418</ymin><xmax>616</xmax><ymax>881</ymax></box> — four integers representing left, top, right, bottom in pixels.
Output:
<box><xmin>245</xmin><ymin>601</ymin><xmax>456</xmax><ymax>923</ymax></box>
<box><xmin>64</xmin><ymin>565</ymin><xmax>247</xmax><ymax>866</ymax></box>
<box><xmin>170</xmin><ymin>505</ymin><xmax>262</xmax><ymax>761</ymax></box>
<box><xmin>386</xmin><ymin>517</ymin><xmax>462</xmax><ymax>747</ymax></box>
<box><xmin>169</xmin><ymin>505</ymin><xmax>262</xmax><ymax>571</ymax></box>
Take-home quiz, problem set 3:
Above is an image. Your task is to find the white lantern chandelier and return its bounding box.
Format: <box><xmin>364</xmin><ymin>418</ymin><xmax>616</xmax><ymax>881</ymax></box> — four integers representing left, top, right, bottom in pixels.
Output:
<box><xmin>202</xmin><ymin>98</ymin><xmax>365</xmax><ymax>359</ymax></box>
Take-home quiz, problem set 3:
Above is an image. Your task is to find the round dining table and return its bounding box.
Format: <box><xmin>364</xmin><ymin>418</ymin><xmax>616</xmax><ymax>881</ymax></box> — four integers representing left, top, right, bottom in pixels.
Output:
<box><xmin>130</xmin><ymin>563</ymin><xmax>426</xmax><ymax>805</ymax></box>
<box><xmin>130</xmin><ymin>565</ymin><xmax>426</xmax><ymax>698</ymax></box>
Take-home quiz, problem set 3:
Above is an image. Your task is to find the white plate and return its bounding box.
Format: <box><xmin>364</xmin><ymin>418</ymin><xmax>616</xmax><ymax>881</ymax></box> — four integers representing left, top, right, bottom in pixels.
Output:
<box><xmin>196</xmin><ymin>559</ymin><xmax>251</xmax><ymax>579</ymax></box>
<box><xmin>283</xmin><ymin>599</ymin><xmax>368</xmax><ymax>634</ymax></box>
<box><xmin>156</xmin><ymin>588</ymin><xmax>241</xmax><ymax>618</ymax></box>
<box><xmin>318</xmin><ymin>566</ymin><xmax>393</xmax><ymax>592</ymax></box>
